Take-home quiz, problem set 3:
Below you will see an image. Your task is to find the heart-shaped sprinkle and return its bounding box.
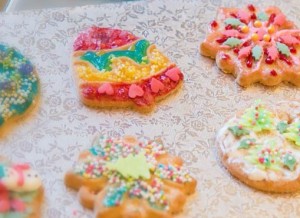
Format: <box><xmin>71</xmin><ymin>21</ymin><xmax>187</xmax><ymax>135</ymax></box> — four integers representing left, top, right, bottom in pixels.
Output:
<box><xmin>129</xmin><ymin>84</ymin><xmax>144</xmax><ymax>98</ymax></box>
<box><xmin>98</xmin><ymin>83</ymin><xmax>114</xmax><ymax>95</ymax></box>
<box><xmin>165</xmin><ymin>68</ymin><xmax>180</xmax><ymax>82</ymax></box>
<box><xmin>150</xmin><ymin>78</ymin><xmax>164</xmax><ymax>93</ymax></box>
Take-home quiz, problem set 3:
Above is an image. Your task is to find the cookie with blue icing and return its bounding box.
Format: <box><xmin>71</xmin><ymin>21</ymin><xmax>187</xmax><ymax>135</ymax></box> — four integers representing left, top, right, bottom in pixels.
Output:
<box><xmin>0</xmin><ymin>44</ymin><xmax>39</xmax><ymax>129</ymax></box>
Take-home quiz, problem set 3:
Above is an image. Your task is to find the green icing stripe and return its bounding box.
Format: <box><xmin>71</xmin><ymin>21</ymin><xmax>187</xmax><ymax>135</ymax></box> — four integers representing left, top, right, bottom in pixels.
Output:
<box><xmin>80</xmin><ymin>39</ymin><xmax>150</xmax><ymax>71</ymax></box>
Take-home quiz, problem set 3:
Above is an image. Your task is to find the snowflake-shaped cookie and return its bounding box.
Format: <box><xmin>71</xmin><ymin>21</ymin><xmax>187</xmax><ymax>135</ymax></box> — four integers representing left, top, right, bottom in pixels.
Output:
<box><xmin>65</xmin><ymin>135</ymin><xmax>196</xmax><ymax>218</ymax></box>
<box><xmin>200</xmin><ymin>5</ymin><xmax>300</xmax><ymax>87</ymax></box>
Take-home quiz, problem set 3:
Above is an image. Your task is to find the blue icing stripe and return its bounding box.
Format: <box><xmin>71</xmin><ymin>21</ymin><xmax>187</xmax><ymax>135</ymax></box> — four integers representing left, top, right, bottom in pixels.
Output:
<box><xmin>0</xmin><ymin>44</ymin><xmax>39</xmax><ymax>126</ymax></box>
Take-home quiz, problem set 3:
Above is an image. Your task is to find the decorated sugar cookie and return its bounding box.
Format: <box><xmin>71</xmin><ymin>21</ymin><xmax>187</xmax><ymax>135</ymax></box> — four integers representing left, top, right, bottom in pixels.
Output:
<box><xmin>216</xmin><ymin>101</ymin><xmax>300</xmax><ymax>192</ymax></box>
<box><xmin>0</xmin><ymin>160</ymin><xmax>43</xmax><ymax>217</ymax></box>
<box><xmin>0</xmin><ymin>44</ymin><xmax>39</xmax><ymax>129</ymax></box>
<box><xmin>200</xmin><ymin>5</ymin><xmax>300</xmax><ymax>87</ymax></box>
<box><xmin>65</xmin><ymin>135</ymin><xmax>196</xmax><ymax>217</ymax></box>
<box><xmin>72</xmin><ymin>27</ymin><xmax>184</xmax><ymax>112</ymax></box>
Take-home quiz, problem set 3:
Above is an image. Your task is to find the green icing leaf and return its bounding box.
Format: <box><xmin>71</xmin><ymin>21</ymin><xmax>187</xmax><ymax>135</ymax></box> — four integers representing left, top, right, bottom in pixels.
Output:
<box><xmin>252</xmin><ymin>45</ymin><xmax>262</xmax><ymax>61</ymax></box>
<box><xmin>224</xmin><ymin>18</ymin><xmax>243</xmax><ymax>27</ymax></box>
<box><xmin>239</xmin><ymin>102</ymin><xmax>274</xmax><ymax>132</ymax></box>
<box><xmin>277</xmin><ymin>121</ymin><xmax>288</xmax><ymax>134</ymax></box>
<box><xmin>106</xmin><ymin>153</ymin><xmax>151</xmax><ymax>179</ymax></box>
<box><xmin>228</xmin><ymin>126</ymin><xmax>250</xmax><ymax>137</ymax></box>
<box><xmin>223</xmin><ymin>37</ymin><xmax>242</xmax><ymax>48</ymax></box>
<box><xmin>283</xmin><ymin>153</ymin><xmax>296</xmax><ymax>171</ymax></box>
<box><xmin>238</xmin><ymin>138</ymin><xmax>256</xmax><ymax>149</ymax></box>
<box><xmin>257</xmin><ymin>12</ymin><xmax>269</xmax><ymax>21</ymax></box>
<box><xmin>283</xmin><ymin>121</ymin><xmax>300</xmax><ymax>146</ymax></box>
<box><xmin>276</xmin><ymin>42</ymin><xmax>290</xmax><ymax>57</ymax></box>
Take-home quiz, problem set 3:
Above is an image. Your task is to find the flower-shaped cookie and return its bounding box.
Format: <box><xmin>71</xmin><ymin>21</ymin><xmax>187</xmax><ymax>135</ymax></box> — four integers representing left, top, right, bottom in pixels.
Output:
<box><xmin>72</xmin><ymin>27</ymin><xmax>184</xmax><ymax>112</ymax></box>
<box><xmin>200</xmin><ymin>5</ymin><xmax>300</xmax><ymax>86</ymax></box>
<box><xmin>0</xmin><ymin>160</ymin><xmax>43</xmax><ymax>217</ymax></box>
<box><xmin>216</xmin><ymin>101</ymin><xmax>300</xmax><ymax>192</ymax></box>
<box><xmin>0</xmin><ymin>44</ymin><xmax>39</xmax><ymax>129</ymax></box>
<box><xmin>65</xmin><ymin>135</ymin><xmax>196</xmax><ymax>218</ymax></box>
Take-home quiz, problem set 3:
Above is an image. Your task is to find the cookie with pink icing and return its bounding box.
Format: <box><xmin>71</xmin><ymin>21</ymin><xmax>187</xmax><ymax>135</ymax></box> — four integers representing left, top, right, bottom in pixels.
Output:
<box><xmin>0</xmin><ymin>160</ymin><xmax>43</xmax><ymax>217</ymax></box>
<box><xmin>216</xmin><ymin>101</ymin><xmax>300</xmax><ymax>192</ymax></box>
<box><xmin>200</xmin><ymin>5</ymin><xmax>300</xmax><ymax>87</ymax></box>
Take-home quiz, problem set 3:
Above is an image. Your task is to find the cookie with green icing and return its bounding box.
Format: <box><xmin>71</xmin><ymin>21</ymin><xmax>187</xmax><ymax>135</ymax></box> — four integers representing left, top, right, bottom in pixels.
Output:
<box><xmin>216</xmin><ymin>101</ymin><xmax>300</xmax><ymax>193</ymax></box>
<box><xmin>65</xmin><ymin>135</ymin><xmax>197</xmax><ymax>218</ymax></box>
<box><xmin>0</xmin><ymin>44</ymin><xmax>39</xmax><ymax>131</ymax></box>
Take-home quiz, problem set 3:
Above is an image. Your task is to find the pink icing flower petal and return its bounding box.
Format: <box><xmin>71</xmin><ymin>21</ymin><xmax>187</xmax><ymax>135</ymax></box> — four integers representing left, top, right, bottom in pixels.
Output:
<box><xmin>267</xmin><ymin>45</ymin><xmax>279</xmax><ymax>60</ymax></box>
<box><xmin>223</xmin><ymin>29</ymin><xmax>242</xmax><ymax>37</ymax></box>
<box><xmin>129</xmin><ymin>84</ymin><xmax>144</xmax><ymax>98</ymax></box>
<box><xmin>280</xmin><ymin>35</ymin><xmax>300</xmax><ymax>45</ymax></box>
<box><xmin>257</xmin><ymin>28</ymin><xmax>266</xmax><ymax>41</ymax></box>
<box><xmin>150</xmin><ymin>78</ymin><xmax>164</xmax><ymax>93</ymax></box>
<box><xmin>267</xmin><ymin>46</ymin><xmax>278</xmax><ymax>60</ymax></box>
<box><xmin>238</xmin><ymin>46</ymin><xmax>252</xmax><ymax>59</ymax></box>
<box><xmin>237</xmin><ymin>9</ymin><xmax>251</xmax><ymax>23</ymax></box>
<box><xmin>274</xmin><ymin>13</ymin><xmax>286</xmax><ymax>26</ymax></box>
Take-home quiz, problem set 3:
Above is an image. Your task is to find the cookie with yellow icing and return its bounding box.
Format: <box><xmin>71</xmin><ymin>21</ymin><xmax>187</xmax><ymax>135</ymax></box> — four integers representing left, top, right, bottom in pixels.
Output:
<box><xmin>65</xmin><ymin>135</ymin><xmax>196</xmax><ymax>218</ymax></box>
<box><xmin>72</xmin><ymin>27</ymin><xmax>184</xmax><ymax>112</ymax></box>
<box><xmin>216</xmin><ymin>101</ymin><xmax>300</xmax><ymax>192</ymax></box>
<box><xmin>0</xmin><ymin>159</ymin><xmax>43</xmax><ymax>218</ymax></box>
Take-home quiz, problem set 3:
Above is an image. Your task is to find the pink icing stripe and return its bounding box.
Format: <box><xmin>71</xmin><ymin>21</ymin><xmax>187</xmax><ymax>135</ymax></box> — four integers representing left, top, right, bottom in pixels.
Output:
<box><xmin>238</xmin><ymin>46</ymin><xmax>252</xmax><ymax>59</ymax></box>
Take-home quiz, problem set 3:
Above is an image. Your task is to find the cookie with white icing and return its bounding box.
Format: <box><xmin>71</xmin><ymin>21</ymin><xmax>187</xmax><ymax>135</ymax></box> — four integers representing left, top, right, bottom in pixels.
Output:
<box><xmin>0</xmin><ymin>160</ymin><xmax>43</xmax><ymax>218</ymax></box>
<box><xmin>0</xmin><ymin>44</ymin><xmax>39</xmax><ymax>132</ymax></box>
<box><xmin>65</xmin><ymin>135</ymin><xmax>197</xmax><ymax>218</ymax></box>
<box><xmin>216</xmin><ymin>101</ymin><xmax>300</xmax><ymax>192</ymax></box>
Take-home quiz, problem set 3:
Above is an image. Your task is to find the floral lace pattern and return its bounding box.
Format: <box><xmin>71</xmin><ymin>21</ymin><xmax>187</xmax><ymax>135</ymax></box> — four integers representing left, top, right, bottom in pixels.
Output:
<box><xmin>1</xmin><ymin>0</ymin><xmax>300</xmax><ymax>217</ymax></box>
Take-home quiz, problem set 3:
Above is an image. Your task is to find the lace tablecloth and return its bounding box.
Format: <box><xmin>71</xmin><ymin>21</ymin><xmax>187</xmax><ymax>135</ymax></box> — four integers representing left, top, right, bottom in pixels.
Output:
<box><xmin>1</xmin><ymin>0</ymin><xmax>300</xmax><ymax>217</ymax></box>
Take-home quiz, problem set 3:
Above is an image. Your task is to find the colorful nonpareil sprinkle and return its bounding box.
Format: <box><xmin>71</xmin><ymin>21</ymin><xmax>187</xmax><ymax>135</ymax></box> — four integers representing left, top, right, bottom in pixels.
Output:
<box><xmin>0</xmin><ymin>44</ymin><xmax>38</xmax><ymax>127</ymax></box>
<box><xmin>73</xmin><ymin>135</ymin><xmax>193</xmax><ymax>210</ymax></box>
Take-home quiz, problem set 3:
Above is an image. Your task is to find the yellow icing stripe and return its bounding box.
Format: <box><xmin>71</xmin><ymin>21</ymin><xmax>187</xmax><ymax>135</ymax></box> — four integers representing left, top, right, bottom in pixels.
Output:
<box><xmin>74</xmin><ymin>45</ymin><xmax>170</xmax><ymax>83</ymax></box>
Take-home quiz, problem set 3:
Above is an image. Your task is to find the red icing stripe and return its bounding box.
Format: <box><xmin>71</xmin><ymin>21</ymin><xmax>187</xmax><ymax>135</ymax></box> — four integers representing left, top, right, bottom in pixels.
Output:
<box><xmin>80</xmin><ymin>66</ymin><xmax>184</xmax><ymax>107</ymax></box>
<box><xmin>73</xmin><ymin>27</ymin><xmax>138</xmax><ymax>51</ymax></box>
